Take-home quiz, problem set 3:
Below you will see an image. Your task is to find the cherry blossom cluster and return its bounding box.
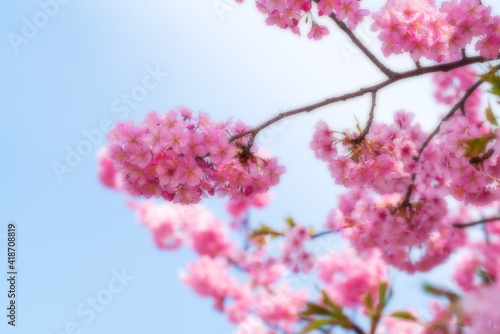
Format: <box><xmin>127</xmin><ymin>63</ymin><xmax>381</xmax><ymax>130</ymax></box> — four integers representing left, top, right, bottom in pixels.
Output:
<box><xmin>133</xmin><ymin>200</ymin><xmax>234</xmax><ymax>252</ymax></box>
<box><xmin>281</xmin><ymin>225</ymin><xmax>315</xmax><ymax>273</ymax></box>
<box><xmin>310</xmin><ymin>110</ymin><xmax>424</xmax><ymax>194</ymax></box>
<box><xmin>239</xmin><ymin>0</ymin><xmax>368</xmax><ymax>40</ymax></box>
<box><xmin>97</xmin><ymin>155</ymin><xmax>497</xmax><ymax>333</ymax></box>
<box><xmin>95</xmin><ymin>1</ymin><xmax>500</xmax><ymax>331</ymax></box>
<box><xmin>326</xmin><ymin>188</ymin><xmax>467</xmax><ymax>272</ymax></box>
<box><xmin>227</xmin><ymin>192</ymin><xmax>273</xmax><ymax>220</ymax></box>
<box><xmin>318</xmin><ymin>248</ymin><xmax>387</xmax><ymax>308</ymax></box>
<box><xmin>105</xmin><ymin>107</ymin><xmax>285</xmax><ymax>204</ymax></box>
<box><xmin>462</xmin><ymin>284</ymin><xmax>500</xmax><ymax>333</ymax></box>
<box><xmin>454</xmin><ymin>215</ymin><xmax>500</xmax><ymax>292</ymax></box>
<box><xmin>117</xmin><ymin>190</ymin><xmax>396</xmax><ymax>331</ymax></box>
<box><xmin>97</xmin><ymin>148</ymin><xmax>121</xmax><ymax>190</ymax></box>
<box><xmin>372</xmin><ymin>0</ymin><xmax>500</xmax><ymax>61</ymax></box>
<box><xmin>122</xmin><ymin>193</ymin><xmax>310</xmax><ymax>329</ymax></box>
<box><xmin>312</xmin><ymin>66</ymin><xmax>499</xmax><ymax>272</ymax></box>
<box><xmin>433</xmin><ymin>68</ymin><xmax>500</xmax><ymax>205</ymax></box>
<box><xmin>377</xmin><ymin>313</ymin><xmax>422</xmax><ymax>334</ymax></box>
<box><xmin>180</xmin><ymin>256</ymin><xmax>241</xmax><ymax>310</ymax></box>
<box><xmin>226</xmin><ymin>192</ymin><xmax>274</xmax><ymax>229</ymax></box>
<box><xmin>237</xmin><ymin>249</ymin><xmax>286</xmax><ymax>286</ymax></box>
<box><xmin>434</xmin><ymin>67</ymin><xmax>483</xmax><ymax>120</ymax></box>
<box><xmin>254</xmin><ymin>284</ymin><xmax>308</xmax><ymax>331</ymax></box>
<box><xmin>436</xmin><ymin>114</ymin><xmax>500</xmax><ymax>205</ymax></box>
<box><xmin>180</xmin><ymin>249</ymin><xmax>309</xmax><ymax>329</ymax></box>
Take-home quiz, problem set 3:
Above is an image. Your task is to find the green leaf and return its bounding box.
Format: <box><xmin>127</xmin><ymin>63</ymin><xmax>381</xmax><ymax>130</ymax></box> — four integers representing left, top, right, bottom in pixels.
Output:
<box><xmin>461</xmin><ymin>136</ymin><xmax>489</xmax><ymax>158</ymax></box>
<box><xmin>249</xmin><ymin>224</ymin><xmax>280</xmax><ymax>240</ymax></box>
<box><xmin>378</xmin><ymin>282</ymin><xmax>389</xmax><ymax>306</ymax></box>
<box><xmin>300</xmin><ymin>319</ymin><xmax>331</xmax><ymax>333</ymax></box>
<box><xmin>354</xmin><ymin>115</ymin><xmax>362</xmax><ymax>133</ymax></box>
<box><xmin>492</xmin><ymin>85</ymin><xmax>500</xmax><ymax>98</ymax></box>
<box><xmin>486</xmin><ymin>103</ymin><xmax>498</xmax><ymax>126</ymax></box>
<box><xmin>423</xmin><ymin>283</ymin><xmax>438</xmax><ymax>294</ymax></box>
<box><xmin>480</xmin><ymin>67</ymin><xmax>500</xmax><ymax>85</ymax></box>
<box><xmin>364</xmin><ymin>292</ymin><xmax>373</xmax><ymax>311</ymax></box>
<box><xmin>423</xmin><ymin>283</ymin><xmax>458</xmax><ymax>301</ymax></box>
<box><xmin>477</xmin><ymin>267</ymin><xmax>495</xmax><ymax>285</ymax></box>
<box><xmin>321</xmin><ymin>291</ymin><xmax>336</xmax><ymax>310</ymax></box>
<box><xmin>300</xmin><ymin>303</ymin><xmax>332</xmax><ymax>317</ymax></box>
<box><xmin>286</xmin><ymin>217</ymin><xmax>296</xmax><ymax>228</ymax></box>
<box><xmin>390</xmin><ymin>311</ymin><xmax>418</xmax><ymax>322</ymax></box>
<box><xmin>373</xmin><ymin>282</ymin><xmax>391</xmax><ymax>318</ymax></box>
<box><xmin>319</xmin><ymin>291</ymin><xmax>351</xmax><ymax>327</ymax></box>
<box><xmin>481</xmin><ymin>67</ymin><xmax>500</xmax><ymax>99</ymax></box>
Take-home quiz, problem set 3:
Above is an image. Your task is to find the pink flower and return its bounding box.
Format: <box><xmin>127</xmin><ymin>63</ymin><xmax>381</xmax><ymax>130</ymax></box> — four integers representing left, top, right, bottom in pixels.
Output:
<box><xmin>307</xmin><ymin>24</ymin><xmax>329</xmax><ymax>40</ymax></box>
<box><xmin>318</xmin><ymin>248</ymin><xmax>388</xmax><ymax>308</ymax></box>
<box><xmin>211</xmin><ymin>136</ymin><xmax>236</xmax><ymax>165</ymax></box>
<box><xmin>462</xmin><ymin>284</ymin><xmax>500</xmax><ymax>333</ymax></box>
<box><xmin>127</xmin><ymin>144</ymin><xmax>152</xmax><ymax>168</ymax></box>
<box><xmin>164</xmin><ymin>124</ymin><xmax>187</xmax><ymax>154</ymax></box>
<box><xmin>176</xmin><ymin>158</ymin><xmax>203</xmax><ymax>187</ymax></box>
<box><xmin>97</xmin><ymin>148</ymin><xmax>121</xmax><ymax>190</ymax></box>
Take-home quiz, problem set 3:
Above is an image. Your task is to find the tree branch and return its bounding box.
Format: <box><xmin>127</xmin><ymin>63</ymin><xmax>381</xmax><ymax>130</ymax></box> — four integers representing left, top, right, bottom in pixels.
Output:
<box><xmin>322</xmin><ymin>7</ymin><xmax>395</xmax><ymax>78</ymax></box>
<box><xmin>311</xmin><ymin>230</ymin><xmax>333</xmax><ymax>239</ymax></box>
<box><xmin>470</xmin><ymin>147</ymin><xmax>495</xmax><ymax>164</ymax></box>
<box><xmin>350</xmin><ymin>323</ymin><xmax>366</xmax><ymax>334</ymax></box>
<box><xmin>453</xmin><ymin>216</ymin><xmax>500</xmax><ymax>228</ymax></box>
<box><xmin>351</xmin><ymin>91</ymin><xmax>377</xmax><ymax>144</ymax></box>
<box><xmin>230</xmin><ymin>56</ymin><xmax>498</xmax><ymax>143</ymax></box>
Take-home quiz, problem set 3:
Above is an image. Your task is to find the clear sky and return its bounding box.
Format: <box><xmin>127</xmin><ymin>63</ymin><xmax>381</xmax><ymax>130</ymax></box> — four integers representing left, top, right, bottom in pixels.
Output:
<box><xmin>1</xmin><ymin>0</ymin><xmax>498</xmax><ymax>333</ymax></box>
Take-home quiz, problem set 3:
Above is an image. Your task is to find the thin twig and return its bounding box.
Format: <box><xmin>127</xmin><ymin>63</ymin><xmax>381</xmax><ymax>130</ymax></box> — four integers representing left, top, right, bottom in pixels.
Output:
<box><xmin>311</xmin><ymin>230</ymin><xmax>333</xmax><ymax>239</ymax></box>
<box><xmin>350</xmin><ymin>323</ymin><xmax>366</xmax><ymax>334</ymax></box>
<box><xmin>470</xmin><ymin>148</ymin><xmax>495</xmax><ymax>164</ymax></box>
<box><xmin>351</xmin><ymin>92</ymin><xmax>377</xmax><ymax>144</ymax></box>
<box><xmin>323</xmin><ymin>7</ymin><xmax>395</xmax><ymax>78</ymax></box>
<box><xmin>453</xmin><ymin>216</ymin><xmax>500</xmax><ymax>228</ymax></box>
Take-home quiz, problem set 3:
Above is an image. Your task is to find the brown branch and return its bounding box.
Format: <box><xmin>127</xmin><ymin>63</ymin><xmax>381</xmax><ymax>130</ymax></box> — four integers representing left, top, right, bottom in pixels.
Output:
<box><xmin>251</xmin><ymin>229</ymin><xmax>332</xmax><ymax>239</ymax></box>
<box><xmin>453</xmin><ymin>216</ymin><xmax>500</xmax><ymax>228</ymax></box>
<box><xmin>311</xmin><ymin>230</ymin><xmax>333</xmax><ymax>239</ymax></box>
<box><xmin>350</xmin><ymin>323</ymin><xmax>366</xmax><ymax>334</ymax></box>
<box><xmin>470</xmin><ymin>148</ymin><xmax>495</xmax><ymax>164</ymax></box>
<box><xmin>415</xmin><ymin>77</ymin><xmax>490</xmax><ymax>161</ymax></box>
<box><xmin>322</xmin><ymin>7</ymin><xmax>395</xmax><ymax>78</ymax></box>
<box><xmin>229</xmin><ymin>56</ymin><xmax>497</xmax><ymax>143</ymax></box>
<box><xmin>351</xmin><ymin>91</ymin><xmax>377</xmax><ymax>144</ymax></box>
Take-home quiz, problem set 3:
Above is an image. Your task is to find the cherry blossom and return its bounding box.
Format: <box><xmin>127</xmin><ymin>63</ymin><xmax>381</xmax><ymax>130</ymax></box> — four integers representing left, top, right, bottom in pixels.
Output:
<box><xmin>95</xmin><ymin>1</ymin><xmax>500</xmax><ymax>333</ymax></box>
<box><xmin>105</xmin><ymin>107</ymin><xmax>285</xmax><ymax>204</ymax></box>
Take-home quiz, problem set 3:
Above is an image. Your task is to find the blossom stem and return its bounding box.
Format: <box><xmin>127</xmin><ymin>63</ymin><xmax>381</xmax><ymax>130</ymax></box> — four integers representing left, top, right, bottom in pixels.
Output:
<box><xmin>470</xmin><ymin>148</ymin><xmax>495</xmax><ymax>164</ymax></box>
<box><xmin>453</xmin><ymin>216</ymin><xmax>500</xmax><ymax>228</ymax></box>
<box><xmin>351</xmin><ymin>92</ymin><xmax>377</xmax><ymax>144</ymax></box>
<box><xmin>321</xmin><ymin>6</ymin><xmax>395</xmax><ymax>78</ymax></box>
<box><xmin>311</xmin><ymin>230</ymin><xmax>333</xmax><ymax>239</ymax></box>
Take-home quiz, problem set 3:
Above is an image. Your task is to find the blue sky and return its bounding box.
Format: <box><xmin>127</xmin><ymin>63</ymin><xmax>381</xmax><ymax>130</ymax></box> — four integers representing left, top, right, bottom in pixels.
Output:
<box><xmin>2</xmin><ymin>0</ymin><xmax>498</xmax><ymax>333</ymax></box>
